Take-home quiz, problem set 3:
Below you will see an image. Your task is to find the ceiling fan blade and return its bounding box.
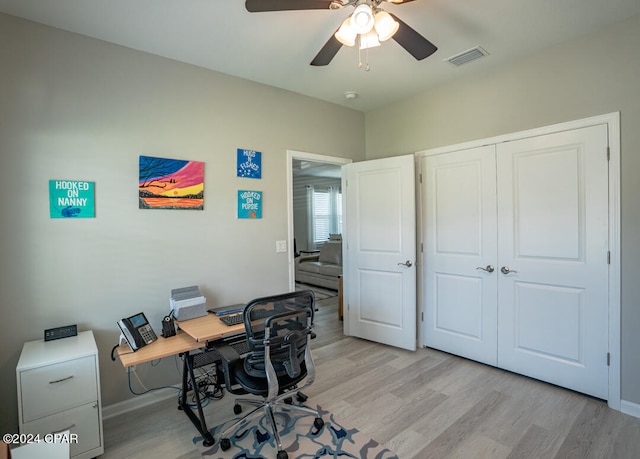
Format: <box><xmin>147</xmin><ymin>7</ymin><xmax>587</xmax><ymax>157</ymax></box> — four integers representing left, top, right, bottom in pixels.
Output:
<box><xmin>246</xmin><ymin>0</ymin><xmax>335</xmax><ymax>12</ymax></box>
<box><xmin>389</xmin><ymin>13</ymin><xmax>437</xmax><ymax>60</ymax></box>
<box><xmin>310</xmin><ymin>32</ymin><xmax>343</xmax><ymax>66</ymax></box>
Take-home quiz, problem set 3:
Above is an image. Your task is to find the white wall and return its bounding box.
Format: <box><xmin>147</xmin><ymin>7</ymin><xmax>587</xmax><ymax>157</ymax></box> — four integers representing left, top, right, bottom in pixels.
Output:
<box><xmin>0</xmin><ymin>13</ymin><xmax>365</xmax><ymax>433</ymax></box>
<box><xmin>365</xmin><ymin>14</ymin><xmax>640</xmax><ymax>406</ymax></box>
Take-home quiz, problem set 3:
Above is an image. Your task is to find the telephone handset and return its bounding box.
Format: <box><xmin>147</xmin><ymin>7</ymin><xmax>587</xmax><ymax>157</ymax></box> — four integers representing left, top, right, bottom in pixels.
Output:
<box><xmin>117</xmin><ymin>312</ymin><xmax>158</xmax><ymax>351</ymax></box>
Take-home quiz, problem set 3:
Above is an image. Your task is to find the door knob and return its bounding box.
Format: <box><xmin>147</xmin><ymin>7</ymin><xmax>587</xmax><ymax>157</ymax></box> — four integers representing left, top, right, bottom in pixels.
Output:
<box><xmin>476</xmin><ymin>265</ymin><xmax>494</xmax><ymax>273</ymax></box>
<box><xmin>501</xmin><ymin>266</ymin><xmax>518</xmax><ymax>275</ymax></box>
<box><xmin>398</xmin><ymin>260</ymin><xmax>413</xmax><ymax>268</ymax></box>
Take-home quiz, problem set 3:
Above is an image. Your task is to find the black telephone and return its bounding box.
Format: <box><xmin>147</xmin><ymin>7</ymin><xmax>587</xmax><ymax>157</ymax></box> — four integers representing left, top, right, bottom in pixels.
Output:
<box><xmin>117</xmin><ymin>312</ymin><xmax>158</xmax><ymax>351</ymax></box>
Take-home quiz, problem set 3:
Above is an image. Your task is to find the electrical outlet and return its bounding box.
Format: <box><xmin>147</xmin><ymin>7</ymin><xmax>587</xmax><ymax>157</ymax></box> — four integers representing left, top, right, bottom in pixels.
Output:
<box><xmin>276</xmin><ymin>240</ymin><xmax>287</xmax><ymax>253</ymax></box>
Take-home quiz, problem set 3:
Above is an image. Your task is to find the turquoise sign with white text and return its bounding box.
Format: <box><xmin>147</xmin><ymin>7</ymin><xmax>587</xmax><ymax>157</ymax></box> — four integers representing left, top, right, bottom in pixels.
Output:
<box><xmin>49</xmin><ymin>180</ymin><xmax>95</xmax><ymax>218</ymax></box>
<box><xmin>237</xmin><ymin>190</ymin><xmax>262</xmax><ymax>219</ymax></box>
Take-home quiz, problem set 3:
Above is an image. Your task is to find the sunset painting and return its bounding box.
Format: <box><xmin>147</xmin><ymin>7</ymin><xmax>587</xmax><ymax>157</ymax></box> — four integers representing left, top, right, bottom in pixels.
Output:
<box><xmin>138</xmin><ymin>155</ymin><xmax>204</xmax><ymax>210</ymax></box>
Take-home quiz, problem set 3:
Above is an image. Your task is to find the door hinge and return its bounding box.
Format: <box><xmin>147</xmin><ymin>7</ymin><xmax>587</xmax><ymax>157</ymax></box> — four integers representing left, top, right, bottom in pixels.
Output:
<box><xmin>421</xmin><ymin>311</ymin><xmax>424</xmax><ymax>322</ymax></box>
<box><xmin>607</xmin><ymin>352</ymin><xmax>611</xmax><ymax>366</ymax></box>
<box><xmin>607</xmin><ymin>251</ymin><xmax>611</xmax><ymax>264</ymax></box>
<box><xmin>607</xmin><ymin>147</ymin><xmax>610</xmax><ymax>161</ymax></box>
<box><xmin>421</xmin><ymin>242</ymin><xmax>424</xmax><ymax>253</ymax></box>
<box><xmin>419</xmin><ymin>173</ymin><xmax>423</xmax><ymax>184</ymax></box>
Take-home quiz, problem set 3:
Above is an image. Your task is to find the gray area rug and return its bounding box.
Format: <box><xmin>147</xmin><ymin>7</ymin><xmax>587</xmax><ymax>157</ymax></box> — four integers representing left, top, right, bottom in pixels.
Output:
<box><xmin>295</xmin><ymin>282</ymin><xmax>337</xmax><ymax>301</ymax></box>
<box><xmin>197</xmin><ymin>404</ymin><xmax>397</xmax><ymax>459</ymax></box>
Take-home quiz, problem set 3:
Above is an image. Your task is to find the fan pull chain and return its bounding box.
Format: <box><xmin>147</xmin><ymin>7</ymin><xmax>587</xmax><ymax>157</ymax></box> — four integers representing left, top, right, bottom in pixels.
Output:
<box><xmin>365</xmin><ymin>45</ymin><xmax>371</xmax><ymax>71</ymax></box>
<box><xmin>357</xmin><ymin>36</ymin><xmax>371</xmax><ymax>71</ymax></box>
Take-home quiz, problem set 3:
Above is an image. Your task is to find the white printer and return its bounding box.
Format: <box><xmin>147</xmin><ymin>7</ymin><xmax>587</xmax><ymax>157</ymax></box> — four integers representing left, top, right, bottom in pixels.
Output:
<box><xmin>170</xmin><ymin>286</ymin><xmax>207</xmax><ymax>321</ymax></box>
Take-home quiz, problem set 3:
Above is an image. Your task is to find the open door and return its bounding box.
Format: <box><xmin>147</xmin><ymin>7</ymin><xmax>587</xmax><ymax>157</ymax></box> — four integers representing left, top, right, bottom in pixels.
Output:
<box><xmin>344</xmin><ymin>155</ymin><xmax>417</xmax><ymax>351</ymax></box>
<box><xmin>286</xmin><ymin>150</ymin><xmax>352</xmax><ymax>291</ymax></box>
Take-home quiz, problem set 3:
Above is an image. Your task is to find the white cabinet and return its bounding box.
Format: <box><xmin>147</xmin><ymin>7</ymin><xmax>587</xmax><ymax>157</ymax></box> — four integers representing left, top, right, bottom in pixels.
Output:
<box><xmin>16</xmin><ymin>331</ymin><xmax>103</xmax><ymax>459</ymax></box>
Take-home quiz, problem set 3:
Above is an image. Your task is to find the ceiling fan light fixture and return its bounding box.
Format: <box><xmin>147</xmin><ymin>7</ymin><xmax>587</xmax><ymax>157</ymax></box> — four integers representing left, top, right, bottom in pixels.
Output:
<box><xmin>359</xmin><ymin>29</ymin><xmax>381</xmax><ymax>50</ymax></box>
<box><xmin>374</xmin><ymin>11</ymin><xmax>399</xmax><ymax>42</ymax></box>
<box><xmin>335</xmin><ymin>17</ymin><xmax>357</xmax><ymax>46</ymax></box>
<box><xmin>350</xmin><ymin>4</ymin><xmax>375</xmax><ymax>34</ymax></box>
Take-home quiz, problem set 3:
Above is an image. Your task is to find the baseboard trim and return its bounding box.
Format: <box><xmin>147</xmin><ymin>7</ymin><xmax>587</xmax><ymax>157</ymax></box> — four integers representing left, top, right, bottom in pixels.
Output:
<box><xmin>102</xmin><ymin>386</ymin><xmax>179</xmax><ymax>420</ymax></box>
<box><xmin>621</xmin><ymin>399</ymin><xmax>640</xmax><ymax>419</ymax></box>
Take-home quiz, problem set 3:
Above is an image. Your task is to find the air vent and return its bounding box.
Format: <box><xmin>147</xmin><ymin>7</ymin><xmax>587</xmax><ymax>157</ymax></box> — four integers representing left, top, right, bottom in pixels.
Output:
<box><xmin>445</xmin><ymin>46</ymin><xmax>489</xmax><ymax>66</ymax></box>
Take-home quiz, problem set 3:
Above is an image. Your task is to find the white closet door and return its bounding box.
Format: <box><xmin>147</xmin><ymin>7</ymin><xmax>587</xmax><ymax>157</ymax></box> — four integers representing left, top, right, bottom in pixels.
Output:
<box><xmin>423</xmin><ymin>145</ymin><xmax>498</xmax><ymax>365</ymax></box>
<box><xmin>496</xmin><ymin>124</ymin><xmax>609</xmax><ymax>399</ymax></box>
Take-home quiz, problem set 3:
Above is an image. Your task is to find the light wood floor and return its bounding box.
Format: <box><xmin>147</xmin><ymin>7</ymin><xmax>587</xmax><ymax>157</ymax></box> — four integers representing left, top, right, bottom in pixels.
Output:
<box><xmin>103</xmin><ymin>295</ymin><xmax>640</xmax><ymax>458</ymax></box>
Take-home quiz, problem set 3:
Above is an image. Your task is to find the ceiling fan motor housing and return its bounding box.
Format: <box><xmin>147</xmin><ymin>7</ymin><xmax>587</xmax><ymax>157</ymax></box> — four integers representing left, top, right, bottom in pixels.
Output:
<box><xmin>244</xmin><ymin>0</ymin><xmax>437</xmax><ymax>66</ymax></box>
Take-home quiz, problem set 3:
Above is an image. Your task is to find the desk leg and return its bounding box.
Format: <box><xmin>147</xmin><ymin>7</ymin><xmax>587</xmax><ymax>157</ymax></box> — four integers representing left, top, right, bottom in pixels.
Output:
<box><xmin>338</xmin><ymin>275</ymin><xmax>343</xmax><ymax>321</ymax></box>
<box><xmin>178</xmin><ymin>352</ymin><xmax>215</xmax><ymax>446</ymax></box>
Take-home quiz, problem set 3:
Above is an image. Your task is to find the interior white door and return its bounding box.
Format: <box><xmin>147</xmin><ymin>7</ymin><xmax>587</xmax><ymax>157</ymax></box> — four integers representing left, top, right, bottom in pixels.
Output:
<box><xmin>344</xmin><ymin>155</ymin><xmax>416</xmax><ymax>351</ymax></box>
<box><xmin>496</xmin><ymin>125</ymin><xmax>609</xmax><ymax>399</ymax></box>
<box><xmin>422</xmin><ymin>146</ymin><xmax>499</xmax><ymax>365</ymax></box>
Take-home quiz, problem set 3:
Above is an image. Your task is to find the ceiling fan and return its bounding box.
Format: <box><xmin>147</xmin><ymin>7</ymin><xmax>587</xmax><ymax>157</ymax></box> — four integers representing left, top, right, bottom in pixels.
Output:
<box><xmin>245</xmin><ymin>0</ymin><xmax>437</xmax><ymax>66</ymax></box>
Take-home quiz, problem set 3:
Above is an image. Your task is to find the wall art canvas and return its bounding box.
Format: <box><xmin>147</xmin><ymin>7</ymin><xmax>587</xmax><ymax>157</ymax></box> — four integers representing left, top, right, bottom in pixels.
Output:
<box><xmin>49</xmin><ymin>180</ymin><xmax>95</xmax><ymax>218</ymax></box>
<box><xmin>139</xmin><ymin>155</ymin><xmax>204</xmax><ymax>210</ymax></box>
<box><xmin>237</xmin><ymin>190</ymin><xmax>262</xmax><ymax>219</ymax></box>
<box><xmin>237</xmin><ymin>148</ymin><xmax>262</xmax><ymax>179</ymax></box>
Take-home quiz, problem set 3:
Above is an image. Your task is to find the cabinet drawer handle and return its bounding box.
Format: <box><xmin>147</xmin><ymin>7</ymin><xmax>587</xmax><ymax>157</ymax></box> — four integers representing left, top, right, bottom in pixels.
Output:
<box><xmin>49</xmin><ymin>375</ymin><xmax>74</xmax><ymax>384</ymax></box>
<box><xmin>51</xmin><ymin>424</ymin><xmax>75</xmax><ymax>434</ymax></box>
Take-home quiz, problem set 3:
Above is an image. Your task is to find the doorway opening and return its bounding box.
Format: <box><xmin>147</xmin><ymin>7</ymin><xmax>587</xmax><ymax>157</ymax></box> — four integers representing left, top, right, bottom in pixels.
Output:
<box><xmin>286</xmin><ymin>150</ymin><xmax>351</xmax><ymax>293</ymax></box>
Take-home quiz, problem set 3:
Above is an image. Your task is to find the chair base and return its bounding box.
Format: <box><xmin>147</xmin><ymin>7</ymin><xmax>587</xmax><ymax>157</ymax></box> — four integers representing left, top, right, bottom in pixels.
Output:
<box><xmin>218</xmin><ymin>391</ymin><xmax>324</xmax><ymax>458</ymax></box>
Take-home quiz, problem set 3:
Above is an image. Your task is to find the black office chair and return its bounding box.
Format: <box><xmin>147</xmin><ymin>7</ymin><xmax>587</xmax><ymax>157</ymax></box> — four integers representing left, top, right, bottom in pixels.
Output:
<box><xmin>213</xmin><ymin>290</ymin><xmax>324</xmax><ymax>459</ymax></box>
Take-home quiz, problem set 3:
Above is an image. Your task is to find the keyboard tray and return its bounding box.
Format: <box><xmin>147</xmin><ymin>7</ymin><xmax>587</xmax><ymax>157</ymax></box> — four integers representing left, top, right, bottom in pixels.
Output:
<box><xmin>220</xmin><ymin>313</ymin><xmax>243</xmax><ymax>326</ymax></box>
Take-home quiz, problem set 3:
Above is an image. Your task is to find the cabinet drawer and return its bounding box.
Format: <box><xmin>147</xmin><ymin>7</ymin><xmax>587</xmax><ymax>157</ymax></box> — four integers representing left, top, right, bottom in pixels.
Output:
<box><xmin>20</xmin><ymin>355</ymin><xmax>97</xmax><ymax>422</ymax></box>
<box><xmin>21</xmin><ymin>402</ymin><xmax>102</xmax><ymax>458</ymax></box>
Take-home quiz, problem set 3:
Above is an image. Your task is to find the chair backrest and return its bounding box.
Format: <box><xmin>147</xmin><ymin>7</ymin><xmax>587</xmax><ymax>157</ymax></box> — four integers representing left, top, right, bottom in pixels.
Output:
<box><xmin>242</xmin><ymin>290</ymin><xmax>315</xmax><ymax>380</ymax></box>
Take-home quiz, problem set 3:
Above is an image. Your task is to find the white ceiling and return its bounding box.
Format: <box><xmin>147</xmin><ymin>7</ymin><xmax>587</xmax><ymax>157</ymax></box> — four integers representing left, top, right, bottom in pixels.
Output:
<box><xmin>1</xmin><ymin>0</ymin><xmax>640</xmax><ymax>112</ymax></box>
<box><xmin>293</xmin><ymin>159</ymin><xmax>341</xmax><ymax>179</ymax></box>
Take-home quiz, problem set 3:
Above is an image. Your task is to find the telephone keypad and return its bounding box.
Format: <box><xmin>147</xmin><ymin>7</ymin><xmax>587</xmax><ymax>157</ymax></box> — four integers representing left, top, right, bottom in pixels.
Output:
<box><xmin>139</xmin><ymin>324</ymin><xmax>157</xmax><ymax>343</ymax></box>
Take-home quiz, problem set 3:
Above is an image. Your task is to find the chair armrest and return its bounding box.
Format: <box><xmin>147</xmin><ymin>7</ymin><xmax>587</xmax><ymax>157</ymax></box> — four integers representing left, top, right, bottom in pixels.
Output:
<box><xmin>212</xmin><ymin>342</ymin><xmax>241</xmax><ymax>364</ymax></box>
<box><xmin>209</xmin><ymin>342</ymin><xmax>243</xmax><ymax>393</ymax></box>
<box><xmin>296</xmin><ymin>255</ymin><xmax>319</xmax><ymax>264</ymax></box>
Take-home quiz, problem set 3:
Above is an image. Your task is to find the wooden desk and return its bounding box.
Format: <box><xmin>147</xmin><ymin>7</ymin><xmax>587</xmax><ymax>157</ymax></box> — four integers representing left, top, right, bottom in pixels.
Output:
<box><xmin>115</xmin><ymin>314</ymin><xmax>244</xmax><ymax>366</ymax></box>
<box><xmin>116</xmin><ymin>331</ymin><xmax>198</xmax><ymax>367</ymax></box>
<box><xmin>1</xmin><ymin>442</ymin><xmax>9</xmax><ymax>459</ymax></box>
<box><xmin>176</xmin><ymin>313</ymin><xmax>244</xmax><ymax>343</ymax></box>
<box><xmin>114</xmin><ymin>313</ymin><xmax>245</xmax><ymax>446</ymax></box>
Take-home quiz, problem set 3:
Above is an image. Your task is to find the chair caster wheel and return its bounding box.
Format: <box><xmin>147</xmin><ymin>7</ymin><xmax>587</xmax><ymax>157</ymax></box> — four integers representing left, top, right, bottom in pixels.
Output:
<box><xmin>296</xmin><ymin>392</ymin><xmax>308</xmax><ymax>403</ymax></box>
<box><xmin>203</xmin><ymin>435</ymin><xmax>215</xmax><ymax>447</ymax></box>
<box><xmin>284</xmin><ymin>396</ymin><xmax>293</xmax><ymax>405</ymax></box>
<box><xmin>233</xmin><ymin>403</ymin><xmax>242</xmax><ymax>415</ymax></box>
<box><xmin>277</xmin><ymin>450</ymin><xmax>288</xmax><ymax>459</ymax></box>
<box><xmin>314</xmin><ymin>417</ymin><xmax>324</xmax><ymax>430</ymax></box>
<box><xmin>220</xmin><ymin>438</ymin><xmax>231</xmax><ymax>451</ymax></box>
